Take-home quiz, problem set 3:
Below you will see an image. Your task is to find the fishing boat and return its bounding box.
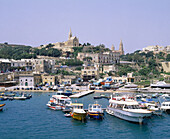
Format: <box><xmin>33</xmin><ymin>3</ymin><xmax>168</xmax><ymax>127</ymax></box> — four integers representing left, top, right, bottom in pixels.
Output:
<box><xmin>88</xmin><ymin>103</ymin><xmax>104</xmax><ymax>119</ymax></box>
<box><xmin>0</xmin><ymin>96</ymin><xmax>8</xmax><ymax>101</ymax></box>
<box><xmin>70</xmin><ymin>103</ymin><xmax>86</xmax><ymax>121</ymax></box>
<box><xmin>106</xmin><ymin>96</ymin><xmax>152</xmax><ymax>124</ymax></box>
<box><xmin>14</xmin><ymin>94</ymin><xmax>27</xmax><ymax>100</ymax></box>
<box><xmin>0</xmin><ymin>104</ymin><xmax>5</xmax><ymax>111</ymax></box>
<box><xmin>46</xmin><ymin>95</ymin><xmax>72</xmax><ymax>110</ymax></box>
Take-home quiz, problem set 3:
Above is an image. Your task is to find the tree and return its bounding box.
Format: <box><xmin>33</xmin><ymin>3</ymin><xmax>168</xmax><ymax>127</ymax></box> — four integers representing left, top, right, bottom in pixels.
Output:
<box><xmin>166</xmin><ymin>54</ymin><xmax>170</xmax><ymax>61</ymax></box>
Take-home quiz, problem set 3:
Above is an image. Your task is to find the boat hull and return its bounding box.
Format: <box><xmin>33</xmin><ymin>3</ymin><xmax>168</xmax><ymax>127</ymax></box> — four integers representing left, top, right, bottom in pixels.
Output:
<box><xmin>46</xmin><ymin>103</ymin><xmax>63</xmax><ymax>110</ymax></box>
<box><xmin>106</xmin><ymin>107</ymin><xmax>152</xmax><ymax>123</ymax></box>
<box><xmin>14</xmin><ymin>97</ymin><xmax>27</xmax><ymax>100</ymax></box>
<box><xmin>0</xmin><ymin>104</ymin><xmax>5</xmax><ymax>107</ymax></box>
<box><xmin>88</xmin><ymin>112</ymin><xmax>104</xmax><ymax>119</ymax></box>
<box><xmin>71</xmin><ymin>112</ymin><xmax>86</xmax><ymax>121</ymax></box>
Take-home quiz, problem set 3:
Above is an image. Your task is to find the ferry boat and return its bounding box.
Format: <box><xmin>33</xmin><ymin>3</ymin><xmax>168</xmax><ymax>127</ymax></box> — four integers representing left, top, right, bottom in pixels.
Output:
<box><xmin>46</xmin><ymin>95</ymin><xmax>72</xmax><ymax>110</ymax></box>
<box><xmin>88</xmin><ymin>103</ymin><xmax>104</xmax><ymax>119</ymax></box>
<box><xmin>106</xmin><ymin>96</ymin><xmax>152</xmax><ymax>124</ymax></box>
<box><xmin>70</xmin><ymin>103</ymin><xmax>86</xmax><ymax>121</ymax></box>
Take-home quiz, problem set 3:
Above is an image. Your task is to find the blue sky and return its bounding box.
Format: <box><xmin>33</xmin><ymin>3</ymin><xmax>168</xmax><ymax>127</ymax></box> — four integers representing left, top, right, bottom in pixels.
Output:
<box><xmin>0</xmin><ymin>0</ymin><xmax>170</xmax><ymax>53</ymax></box>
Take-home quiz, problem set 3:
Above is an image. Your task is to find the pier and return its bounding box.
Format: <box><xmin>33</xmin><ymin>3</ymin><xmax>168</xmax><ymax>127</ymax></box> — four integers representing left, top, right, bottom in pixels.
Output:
<box><xmin>70</xmin><ymin>90</ymin><xmax>95</xmax><ymax>98</ymax></box>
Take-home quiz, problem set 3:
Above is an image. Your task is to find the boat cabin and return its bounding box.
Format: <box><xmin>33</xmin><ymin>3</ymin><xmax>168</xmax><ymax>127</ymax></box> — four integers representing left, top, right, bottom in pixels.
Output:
<box><xmin>88</xmin><ymin>104</ymin><xmax>102</xmax><ymax>112</ymax></box>
<box><xmin>71</xmin><ymin>103</ymin><xmax>84</xmax><ymax>109</ymax></box>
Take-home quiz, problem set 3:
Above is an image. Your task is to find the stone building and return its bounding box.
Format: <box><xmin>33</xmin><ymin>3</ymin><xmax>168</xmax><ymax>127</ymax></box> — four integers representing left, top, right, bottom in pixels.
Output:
<box><xmin>19</xmin><ymin>74</ymin><xmax>41</xmax><ymax>88</ymax></box>
<box><xmin>40</xmin><ymin>29</ymin><xmax>79</xmax><ymax>53</ymax></box>
<box><xmin>41</xmin><ymin>74</ymin><xmax>57</xmax><ymax>86</ymax></box>
<box><xmin>77</xmin><ymin>51</ymin><xmax>120</xmax><ymax>64</ymax></box>
<box><xmin>111</xmin><ymin>40</ymin><xmax>124</xmax><ymax>55</ymax></box>
<box><xmin>0</xmin><ymin>59</ymin><xmax>11</xmax><ymax>72</ymax></box>
<box><xmin>161</xmin><ymin>62</ymin><xmax>170</xmax><ymax>73</ymax></box>
<box><xmin>81</xmin><ymin>66</ymin><xmax>99</xmax><ymax>81</ymax></box>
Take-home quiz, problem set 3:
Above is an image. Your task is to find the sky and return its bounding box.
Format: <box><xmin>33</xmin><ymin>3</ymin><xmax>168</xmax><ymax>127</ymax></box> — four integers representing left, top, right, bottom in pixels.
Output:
<box><xmin>0</xmin><ymin>0</ymin><xmax>170</xmax><ymax>53</ymax></box>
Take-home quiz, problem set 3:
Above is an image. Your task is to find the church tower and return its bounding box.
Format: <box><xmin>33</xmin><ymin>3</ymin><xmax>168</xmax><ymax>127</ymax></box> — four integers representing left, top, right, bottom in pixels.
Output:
<box><xmin>111</xmin><ymin>44</ymin><xmax>115</xmax><ymax>51</ymax></box>
<box><xmin>119</xmin><ymin>40</ymin><xmax>124</xmax><ymax>55</ymax></box>
<box><xmin>68</xmin><ymin>28</ymin><xmax>72</xmax><ymax>39</ymax></box>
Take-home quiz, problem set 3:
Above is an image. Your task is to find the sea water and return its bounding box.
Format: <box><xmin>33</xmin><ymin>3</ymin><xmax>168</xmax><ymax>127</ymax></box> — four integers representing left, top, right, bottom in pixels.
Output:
<box><xmin>0</xmin><ymin>92</ymin><xmax>170</xmax><ymax>139</ymax></box>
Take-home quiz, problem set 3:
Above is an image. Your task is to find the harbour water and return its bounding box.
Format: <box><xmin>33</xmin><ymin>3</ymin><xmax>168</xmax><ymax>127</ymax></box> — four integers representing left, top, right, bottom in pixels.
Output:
<box><xmin>0</xmin><ymin>92</ymin><xmax>170</xmax><ymax>139</ymax></box>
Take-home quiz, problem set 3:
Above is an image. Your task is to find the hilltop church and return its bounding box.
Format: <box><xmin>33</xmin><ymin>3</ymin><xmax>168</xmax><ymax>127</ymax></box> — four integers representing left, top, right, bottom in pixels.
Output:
<box><xmin>52</xmin><ymin>29</ymin><xmax>79</xmax><ymax>52</ymax></box>
<box><xmin>111</xmin><ymin>40</ymin><xmax>124</xmax><ymax>55</ymax></box>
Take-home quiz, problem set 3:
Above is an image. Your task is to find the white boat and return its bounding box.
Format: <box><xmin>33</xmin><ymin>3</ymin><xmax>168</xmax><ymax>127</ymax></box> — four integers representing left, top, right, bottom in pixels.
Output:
<box><xmin>106</xmin><ymin>96</ymin><xmax>152</xmax><ymax>124</ymax></box>
<box><xmin>161</xmin><ymin>101</ymin><xmax>170</xmax><ymax>113</ymax></box>
<box><xmin>151</xmin><ymin>81</ymin><xmax>170</xmax><ymax>89</ymax></box>
<box><xmin>88</xmin><ymin>102</ymin><xmax>104</xmax><ymax>119</ymax></box>
<box><xmin>14</xmin><ymin>94</ymin><xmax>27</xmax><ymax>100</ymax></box>
<box><xmin>46</xmin><ymin>95</ymin><xmax>72</xmax><ymax>110</ymax></box>
<box><xmin>148</xmin><ymin>105</ymin><xmax>162</xmax><ymax>115</ymax></box>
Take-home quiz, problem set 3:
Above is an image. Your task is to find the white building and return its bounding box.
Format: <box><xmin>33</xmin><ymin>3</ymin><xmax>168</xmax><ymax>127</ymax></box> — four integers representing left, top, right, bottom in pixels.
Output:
<box><xmin>19</xmin><ymin>74</ymin><xmax>34</xmax><ymax>88</ymax></box>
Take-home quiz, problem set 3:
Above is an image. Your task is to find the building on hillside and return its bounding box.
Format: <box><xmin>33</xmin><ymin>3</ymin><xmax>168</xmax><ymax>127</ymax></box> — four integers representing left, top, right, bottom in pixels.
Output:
<box><xmin>141</xmin><ymin>45</ymin><xmax>167</xmax><ymax>53</ymax></box>
<box><xmin>11</xmin><ymin>59</ymin><xmax>26</xmax><ymax>67</ymax></box>
<box><xmin>77</xmin><ymin>51</ymin><xmax>120</xmax><ymax>64</ymax></box>
<box><xmin>0</xmin><ymin>59</ymin><xmax>11</xmax><ymax>72</ymax></box>
<box><xmin>21</xmin><ymin>59</ymin><xmax>55</xmax><ymax>73</ymax></box>
<box><xmin>111</xmin><ymin>40</ymin><xmax>124</xmax><ymax>55</ymax></box>
<box><xmin>40</xmin><ymin>29</ymin><xmax>79</xmax><ymax>53</ymax></box>
<box><xmin>103</xmin><ymin>65</ymin><xmax>117</xmax><ymax>73</ymax></box>
<box><xmin>81</xmin><ymin>66</ymin><xmax>99</xmax><ymax>81</ymax></box>
<box><xmin>161</xmin><ymin>62</ymin><xmax>170</xmax><ymax>73</ymax></box>
<box><xmin>41</xmin><ymin>74</ymin><xmax>57</xmax><ymax>86</ymax></box>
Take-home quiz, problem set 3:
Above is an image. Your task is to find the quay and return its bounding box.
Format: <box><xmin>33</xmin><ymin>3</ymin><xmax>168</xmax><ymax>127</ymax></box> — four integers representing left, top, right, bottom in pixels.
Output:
<box><xmin>70</xmin><ymin>90</ymin><xmax>95</xmax><ymax>98</ymax></box>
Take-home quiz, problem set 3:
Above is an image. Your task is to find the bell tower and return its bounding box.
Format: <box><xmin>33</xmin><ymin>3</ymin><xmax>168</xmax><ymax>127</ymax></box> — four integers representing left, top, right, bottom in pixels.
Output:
<box><xmin>119</xmin><ymin>40</ymin><xmax>124</xmax><ymax>55</ymax></box>
<box><xmin>68</xmin><ymin>28</ymin><xmax>72</xmax><ymax>39</ymax></box>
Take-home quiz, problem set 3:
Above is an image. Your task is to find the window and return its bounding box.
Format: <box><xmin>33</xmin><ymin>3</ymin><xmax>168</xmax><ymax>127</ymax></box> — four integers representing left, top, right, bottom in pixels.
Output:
<box><xmin>30</xmin><ymin>79</ymin><xmax>32</xmax><ymax>82</ymax></box>
<box><xmin>25</xmin><ymin>79</ymin><xmax>27</xmax><ymax>81</ymax></box>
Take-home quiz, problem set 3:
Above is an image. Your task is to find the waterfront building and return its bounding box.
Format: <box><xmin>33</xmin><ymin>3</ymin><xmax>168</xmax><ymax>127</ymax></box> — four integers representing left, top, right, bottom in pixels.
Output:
<box><xmin>41</xmin><ymin>74</ymin><xmax>57</xmax><ymax>86</ymax></box>
<box><xmin>81</xmin><ymin>66</ymin><xmax>99</xmax><ymax>81</ymax></box>
<box><xmin>19</xmin><ymin>74</ymin><xmax>41</xmax><ymax>88</ymax></box>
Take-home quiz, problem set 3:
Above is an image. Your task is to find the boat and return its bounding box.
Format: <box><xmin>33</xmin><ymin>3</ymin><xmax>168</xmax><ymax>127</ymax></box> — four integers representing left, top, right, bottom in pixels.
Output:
<box><xmin>64</xmin><ymin>113</ymin><xmax>71</xmax><ymax>117</ymax></box>
<box><xmin>14</xmin><ymin>94</ymin><xmax>27</xmax><ymax>100</ymax></box>
<box><xmin>147</xmin><ymin>105</ymin><xmax>162</xmax><ymax>115</ymax></box>
<box><xmin>160</xmin><ymin>101</ymin><xmax>170</xmax><ymax>113</ymax></box>
<box><xmin>70</xmin><ymin>103</ymin><xmax>86</xmax><ymax>121</ymax></box>
<box><xmin>124</xmin><ymin>83</ymin><xmax>138</xmax><ymax>88</ymax></box>
<box><xmin>93</xmin><ymin>96</ymin><xmax>102</xmax><ymax>99</ymax></box>
<box><xmin>106</xmin><ymin>96</ymin><xmax>152</xmax><ymax>124</ymax></box>
<box><xmin>0</xmin><ymin>104</ymin><xmax>5</xmax><ymax>111</ymax></box>
<box><xmin>0</xmin><ymin>96</ymin><xmax>8</xmax><ymax>101</ymax></box>
<box><xmin>151</xmin><ymin>81</ymin><xmax>170</xmax><ymax>89</ymax></box>
<box><xmin>64</xmin><ymin>89</ymin><xmax>73</xmax><ymax>97</ymax></box>
<box><xmin>101</xmin><ymin>77</ymin><xmax>113</xmax><ymax>85</ymax></box>
<box><xmin>87</xmin><ymin>102</ymin><xmax>104</xmax><ymax>119</ymax></box>
<box><xmin>46</xmin><ymin>95</ymin><xmax>72</xmax><ymax>110</ymax></box>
